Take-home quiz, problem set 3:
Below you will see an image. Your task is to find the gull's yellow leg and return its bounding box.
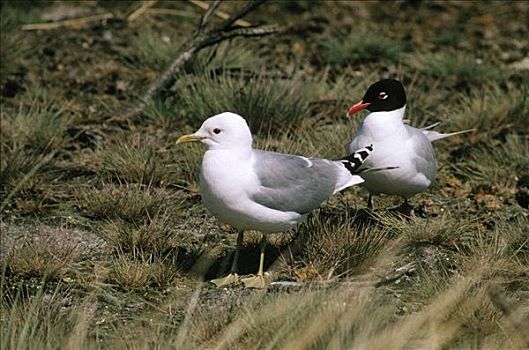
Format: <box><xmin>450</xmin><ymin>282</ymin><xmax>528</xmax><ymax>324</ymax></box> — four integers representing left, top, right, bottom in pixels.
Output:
<box><xmin>367</xmin><ymin>194</ymin><xmax>374</xmax><ymax>210</ymax></box>
<box><xmin>210</xmin><ymin>230</ymin><xmax>244</xmax><ymax>287</ymax></box>
<box><xmin>242</xmin><ymin>233</ymin><xmax>272</xmax><ymax>288</ymax></box>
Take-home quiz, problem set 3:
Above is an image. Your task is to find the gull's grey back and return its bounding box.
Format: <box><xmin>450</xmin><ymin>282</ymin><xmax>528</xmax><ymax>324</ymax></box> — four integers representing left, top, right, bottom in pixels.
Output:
<box><xmin>250</xmin><ymin>150</ymin><xmax>343</xmax><ymax>214</ymax></box>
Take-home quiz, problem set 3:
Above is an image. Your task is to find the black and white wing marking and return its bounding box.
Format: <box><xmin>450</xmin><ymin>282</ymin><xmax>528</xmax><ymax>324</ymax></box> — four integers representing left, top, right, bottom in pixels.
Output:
<box><xmin>339</xmin><ymin>144</ymin><xmax>374</xmax><ymax>174</ymax></box>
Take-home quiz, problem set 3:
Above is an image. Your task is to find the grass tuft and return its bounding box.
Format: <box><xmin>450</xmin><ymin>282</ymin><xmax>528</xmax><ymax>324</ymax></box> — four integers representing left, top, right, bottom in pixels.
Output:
<box><xmin>452</xmin><ymin>134</ymin><xmax>528</xmax><ymax>190</ymax></box>
<box><xmin>79</xmin><ymin>183</ymin><xmax>179</xmax><ymax>224</ymax></box>
<box><xmin>320</xmin><ymin>31</ymin><xmax>402</xmax><ymax>67</ymax></box>
<box><xmin>174</xmin><ymin>73</ymin><xmax>315</xmax><ymax>135</ymax></box>
<box><xmin>106</xmin><ymin>254</ymin><xmax>178</xmax><ymax>291</ymax></box>
<box><xmin>418</xmin><ymin>53</ymin><xmax>504</xmax><ymax>88</ymax></box>
<box><xmin>101</xmin><ymin>213</ymin><xmax>180</xmax><ymax>257</ymax></box>
<box><xmin>100</xmin><ymin>136</ymin><xmax>159</xmax><ymax>186</ymax></box>
<box><xmin>294</xmin><ymin>209</ymin><xmax>391</xmax><ymax>280</ymax></box>
<box><xmin>1</xmin><ymin>91</ymin><xmax>68</xmax><ymax>152</ymax></box>
<box><xmin>445</xmin><ymin>85</ymin><xmax>529</xmax><ymax>137</ymax></box>
<box><xmin>0</xmin><ymin>283</ymin><xmax>91</xmax><ymax>350</ymax></box>
<box><xmin>2</xmin><ymin>239</ymin><xmax>74</xmax><ymax>280</ymax></box>
<box><xmin>129</xmin><ymin>29</ymin><xmax>177</xmax><ymax>71</ymax></box>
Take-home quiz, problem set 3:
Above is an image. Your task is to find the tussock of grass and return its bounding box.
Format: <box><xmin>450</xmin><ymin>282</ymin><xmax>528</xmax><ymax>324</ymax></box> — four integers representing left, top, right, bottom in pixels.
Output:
<box><xmin>0</xmin><ymin>92</ymin><xmax>65</xmax><ymax>211</ymax></box>
<box><xmin>446</xmin><ymin>85</ymin><xmax>529</xmax><ymax>137</ymax></box>
<box><xmin>0</xmin><ymin>283</ymin><xmax>90</xmax><ymax>350</ymax></box>
<box><xmin>100</xmin><ymin>136</ymin><xmax>159</xmax><ymax>185</ymax></box>
<box><xmin>2</xmin><ymin>239</ymin><xmax>74</xmax><ymax>280</ymax></box>
<box><xmin>381</xmin><ymin>213</ymin><xmax>478</xmax><ymax>252</ymax></box>
<box><xmin>294</xmin><ymin>209</ymin><xmax>391</xmax><ymax>280</ymax></box>
<box><xmin>453</xmin><ymin>134</ymin><xmax>528</xmax><ymax>190</ymax></box>
<box><xmin>0</xmin><ymin>149</ymin><xmax>53</xmax><ymax>207</ymax></box>
<box><xmin>320</xmin><ymin>31</ymin><xmax>402</xmax><ymax>67</ymax></box>
<box><xmin>106</xmin><ymin>255</ymin><xmax>178</xmax><ymax>291</ymax></box>
<box><xmin>169</xmin><ymin>143</ymin><xmax>204</xmax><ymax>190</ymax></box>
<box><xmin>0</xmin><ymin>91</ymin><xmax>68</xmax><ymax>152</ymax></box>
<box><xmin>94</xmin><ymin>127</ymin><xmax>204</xmax><ymax>191</ymax></box>
<box><xmin>174</xmin><ymin>73</ymin><xmax>314</xmax><ymax>134</ymax></box>
<box><xmin>129</xmin><ymin>29</ymin><xmax>177</xmax><ymax>71</ymax></box>
<box><xmin>418</xmin><ymin>53</ymin><xmax>503</xmax><ymax>88</ymax></box>
<box><xmin>140</xmin><ymin>98</ymin><xmax>175</xmax><ymax>128</ymax></box>
<box><xmin>79</xmin><ymin>183</ymin><xmax>179</xmax><ymax>223</ymax></box>
<box><xmin>102</xmin><ymin>213</ymin><xmax>180</xmax><ymax>256</ymax></box>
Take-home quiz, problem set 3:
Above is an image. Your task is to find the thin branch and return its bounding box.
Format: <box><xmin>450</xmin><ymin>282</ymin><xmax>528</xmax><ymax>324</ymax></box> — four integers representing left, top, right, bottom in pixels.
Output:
<box><xmin>190</xmin><ymin>0</ymin><xmax>251</xmax><ymax>27</ymax></box>
<box><xmin>197</xmin><ymin>0</ymin><xmax>221</xmax><ymax>32</ymax></box>
<box><xmin>128</xmin><ymin>0</ymin><xmax>157</xmax><ymax>22</ymax></box>
<box><xmin>215</xmin><ymin>0</ymin><xmax>267</xmax><ymax>31</ymax></box>
<box><xmin>21</xmin><ymin>13</ymin><xmax>114</xmax><ymax>31</ymax></box>
<box><xmin>125</xmin><ymin>0</ymin><xmax>277</xmax><ymax>119</ymax></box>
<box><xmin>198</xmin><ymin>24</ymin><xmax>282</xmax><ymax>49</ymax></box>
<box><xmin>126</xmin><ymin>45</ymin><xmax>199</xmax><ymax>119</ymax></box>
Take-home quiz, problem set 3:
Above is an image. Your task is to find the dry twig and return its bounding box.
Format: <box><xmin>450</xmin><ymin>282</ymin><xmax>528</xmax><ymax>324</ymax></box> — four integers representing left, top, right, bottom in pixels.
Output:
<box><xmin>190</xmin><ymin>0</ymin><xmax>251</xmax><ymax>27</ymax></box>
<box><xmin>125</xmin><ymin>0</ymin><xmax>275</xmax><ymax>119</ymax></box>
<box><xmin>21</xmin><ymin>13</ymin><xmax>114</xmax><ymax>31</ymax></box>
<box><xmin>128</xmin><ymin>0</ymin><xmax>158</xmax><ymax>22</ymax></box>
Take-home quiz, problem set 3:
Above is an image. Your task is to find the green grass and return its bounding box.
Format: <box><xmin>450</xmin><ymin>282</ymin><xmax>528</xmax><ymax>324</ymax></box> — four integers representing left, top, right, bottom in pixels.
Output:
<box><xmin>1</xmin><ymin>90</ymin><xmax>68</xmax><ymax>152</ymax></box>
<box><xmin>0</xmin><ymin>91</ymin><xmax>69</xmax><ymax>213</ymax></box>
<box><xmin>129</xmin><ymin>29</ymin><xmax>177</xmax><ymax>71</ymax></box>
<box><xmin>1</xmin><ymin>1</ymin><xmax>528</xmax><ymax>349</ymax></box>
<box><xmin>173</xmin><ymin>72</ymin><xmax>315</xmax><ymax>134</ymax></box>
<box><xmin>452</xmin><ymin>134</ymin><xmax>528</xmax><ymax>190</ymax></box>
<box><xmin>78</xmin><ymin>182</ymin><xmax>179</xmax><ymax>223</ymax></box>
<box><xmin>320</xmin><ymin>31</ymin><xmax>403</xmax><ymax>67</ymax></box>
<box><xmin>418</xmin><ymin>53</ymin><xmax>504</xmax><ymax>88</ymax></box>
<box><xmin>293</xmin><ymin>209</ymin><xmax>392</xmax><ymax>280</ymax></box>
<box><xmin>445</xmin><ymin>84</ymin><xmax>529</xmax><ymax>137</ymax></box>
<box><xmin>0</xmin><ymin>2</ymin><xmax>38</xmax><ymax>77</ymax></box>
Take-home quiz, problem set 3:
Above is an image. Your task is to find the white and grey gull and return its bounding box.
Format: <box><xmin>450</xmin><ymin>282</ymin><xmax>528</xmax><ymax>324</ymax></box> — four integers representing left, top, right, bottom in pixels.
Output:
<box><xmin>177</xmin><ymin>112</ymin><xmax>377</xmax><ymax>288</ymax></box>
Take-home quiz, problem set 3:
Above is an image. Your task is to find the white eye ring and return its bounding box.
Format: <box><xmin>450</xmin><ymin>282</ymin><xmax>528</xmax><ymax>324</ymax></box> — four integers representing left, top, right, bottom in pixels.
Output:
<box><xmin>378</xmin><ymin>92</ymin><xmax>388</xmax><ymax>100</ymax></box>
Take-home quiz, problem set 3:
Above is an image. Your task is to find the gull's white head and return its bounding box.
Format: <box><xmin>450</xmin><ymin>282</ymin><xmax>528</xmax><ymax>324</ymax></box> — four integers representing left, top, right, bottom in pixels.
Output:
<box><xmin>176</xmin><ymin>112</ymin><xmax>252</xmax><ymax>150</ymax></box>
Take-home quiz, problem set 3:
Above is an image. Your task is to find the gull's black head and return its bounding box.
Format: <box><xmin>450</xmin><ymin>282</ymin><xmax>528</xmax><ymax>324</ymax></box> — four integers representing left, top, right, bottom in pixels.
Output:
<box><xmin>348</xmin><ymin>79</ymin><xmax>407</xmax><ymax>115</ymax></box>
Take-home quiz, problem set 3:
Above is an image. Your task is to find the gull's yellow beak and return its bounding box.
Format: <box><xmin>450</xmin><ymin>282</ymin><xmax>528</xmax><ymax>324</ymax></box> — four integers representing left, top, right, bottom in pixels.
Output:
<box><xmin>176</xmin><ymin>134</ymin><xmax>204</xmax><ymax>144</ymax></box>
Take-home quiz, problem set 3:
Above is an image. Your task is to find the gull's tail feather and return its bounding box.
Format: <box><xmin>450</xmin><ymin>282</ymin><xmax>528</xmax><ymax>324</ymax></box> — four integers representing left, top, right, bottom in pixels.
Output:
<box><xmin>420</xmin><ymin>123</ymin><xmax>475</xmax><ymax>142</ymax></box>
<box><xmin>339</xmin><ymin>144</ymin><xmax>373</xmax><ymax>175</ymax></box>
<box><xmin>420</xmin><ymin>122</ymin><xmax>440</xmax><ymax>130</ymax></box>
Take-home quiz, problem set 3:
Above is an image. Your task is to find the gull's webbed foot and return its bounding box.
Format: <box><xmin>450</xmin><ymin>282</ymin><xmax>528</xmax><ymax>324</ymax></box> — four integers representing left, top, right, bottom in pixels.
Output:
<box><xmin>210</xmin><ymin>273</ymin><xmax>240</xmax><ymax>287</ymax></box>
<box><xmin>241</xmin><ymin>273</ymin><xmax>273</xmax><ymax>289</ymax></box>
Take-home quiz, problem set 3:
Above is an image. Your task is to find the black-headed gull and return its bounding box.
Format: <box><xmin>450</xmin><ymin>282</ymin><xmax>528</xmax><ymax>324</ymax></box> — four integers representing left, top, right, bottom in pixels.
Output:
<box><xmin>347</xmin><ymin>79</ymin><xmax>473</xmax><ymax>208</ymax></box>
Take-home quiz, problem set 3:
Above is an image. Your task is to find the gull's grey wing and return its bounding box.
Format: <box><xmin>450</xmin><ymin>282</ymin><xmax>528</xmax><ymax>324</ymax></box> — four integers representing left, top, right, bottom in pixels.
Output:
<box><xmin>406</xmin><ymin>125</ymin><xmax>437</xmax><ymax>180</ymax></box>
<box><xmin>250</xmin><ymin>150</ymin><xmax>341</xmax><ymax>214</ymax></box>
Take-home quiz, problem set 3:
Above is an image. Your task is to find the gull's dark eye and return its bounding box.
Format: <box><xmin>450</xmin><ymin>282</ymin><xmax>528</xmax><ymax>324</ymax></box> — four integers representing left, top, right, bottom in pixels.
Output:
<box><xmin>213</xmin><ymin>128</ymin><xmax>222</xmax><ymax>134</ymax></box>
<box><xmin>378</xmin><ymin>92</ymin><xmax>388</xmax><ymax>100</ymax></box>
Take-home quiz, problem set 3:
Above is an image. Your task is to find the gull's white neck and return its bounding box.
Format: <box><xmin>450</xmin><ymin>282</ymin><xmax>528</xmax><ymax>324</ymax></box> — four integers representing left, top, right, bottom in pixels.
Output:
<box><xmin>359</xmin><ymin>105</ymin><xmax>407</xmax><ymax>140</ymax></box>
<box><xmin>204</xmin><ymin>146</ymin><xmax>252</xmax><ymax>160</ymax></box>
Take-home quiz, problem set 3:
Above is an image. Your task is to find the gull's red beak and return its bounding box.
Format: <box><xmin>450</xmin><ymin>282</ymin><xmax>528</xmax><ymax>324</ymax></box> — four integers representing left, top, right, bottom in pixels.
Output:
<box><xmin>348</xmin><ymin>100</ymin><xmax>371</xmax><ymax>116</ymax></box>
